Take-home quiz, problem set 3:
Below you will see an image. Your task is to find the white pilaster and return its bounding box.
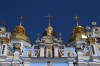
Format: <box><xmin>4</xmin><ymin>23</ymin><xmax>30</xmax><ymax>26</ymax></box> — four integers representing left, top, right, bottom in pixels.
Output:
<box><xmin>13</xmin><ymin>49</ymin><xmax>20</xmax><ymax>61</ymax></box>
<box><xmin>40</xmin><ymin>46</ymin><xmax>44</xmax><ymax>57</ymax></box>
<box><xmin>54</xmin><ymin>46</ymin><xmax>58</xmax><ymax>57</ymax></box>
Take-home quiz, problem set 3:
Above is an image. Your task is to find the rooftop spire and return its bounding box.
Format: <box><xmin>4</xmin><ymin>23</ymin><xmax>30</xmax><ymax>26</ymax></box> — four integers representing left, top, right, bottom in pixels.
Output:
<box><xmin>73</xmin><ymin>15</ymin><xmax>80</xmax><ymax>26</ymax></box>
<box><xmin>46</xmin><ymin>14</ymin><xmax>53</xmax><ymax>26</ymax></box>
<box><xmin>37</xmin><ymin>33</ymin><xmax>40</xmax><ymax>40</ymax></box>
<box><xmin>18</xmin><ymin>15</ymin><xmax>25</xmax><ymax>26</ymax></box>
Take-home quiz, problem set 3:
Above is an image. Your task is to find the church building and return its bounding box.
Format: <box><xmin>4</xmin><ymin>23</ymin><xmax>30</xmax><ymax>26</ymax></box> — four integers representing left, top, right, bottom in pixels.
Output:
<box><xmin>0</xmin><ymin>14</ymin><xmax>100</xmax><ymax>66</ymax></box>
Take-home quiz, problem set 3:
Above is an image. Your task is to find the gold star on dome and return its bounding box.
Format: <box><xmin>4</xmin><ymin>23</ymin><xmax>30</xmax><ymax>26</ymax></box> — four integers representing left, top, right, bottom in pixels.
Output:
<box><xmin>73</xmin><ymin>15</ymin><xmax>80</xmax><ymax>26</ymax></box>
<box><xmin>46</xmin><ymin>14</ymin><xmax>53</xmax><ymax>26</ymax></box>
<box><xmin>18</xmin><ymin>15</ymin><xmax>25</xmax><ymax>26</ymax></box>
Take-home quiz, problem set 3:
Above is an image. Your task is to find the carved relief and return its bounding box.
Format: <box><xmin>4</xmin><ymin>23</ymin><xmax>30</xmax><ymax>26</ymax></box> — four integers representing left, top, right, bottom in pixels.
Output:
<box><xmin>86</xmin><ymin>38</ymin><xmax>95</xmax><ymax>44</ymax></box>
<box><xmin>13</xmin><ymin>44</ymin><xmax>21</xmax><ymax>49</ymax></box>
<box><xmin>1</xmin><ymin>38</ymin><xmax>9</xmax><ymax>44</ymax></box>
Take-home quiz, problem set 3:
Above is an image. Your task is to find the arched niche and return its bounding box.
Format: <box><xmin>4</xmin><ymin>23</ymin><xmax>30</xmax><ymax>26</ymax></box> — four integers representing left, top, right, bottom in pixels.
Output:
<box><xmin>28</xmin><ymin>50</ymin><xmax>32</xmax><ymax>57</ymax></box>
<box><xmin>84</xmin><ymin>50</ymin><xmax>89</xmax><ymax>56</ymax></box>
<box><xmin>66</xmin><ymin>50</ymin><xmax>71</xmax><ymax>57</ymax></box>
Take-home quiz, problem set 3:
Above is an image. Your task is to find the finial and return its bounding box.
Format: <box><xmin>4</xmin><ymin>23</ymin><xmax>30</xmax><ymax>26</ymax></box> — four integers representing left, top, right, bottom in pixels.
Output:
<box><xmin>18</xmin><ymin>15</ymin><xmax>25</xmax><ymax>26</ymax></box>
<box><xmin>92</xmin><ymin>21</ymin><xmax>96</xmax><ymax>26</ymax></box>
<box><xmin>37</xmin><ymin>33</ymin><xmax>40</xmax><ymax>39</ymax></box>
<box><xmin>1</xmin><ymin>21</ymin><xmax>5</xmax><ymax>27</ymax></box>
<box><xmin>8</xmin><ymin>26</ymin><xmax>10</xmax><ymax>31</ymax></box>
<box><xmin>46</xmin><ymin>14</ymin><xmax>53</xmax><ymax>26</ymax></box>
<box><xmin>73</xmin><ymin>15</ymin><xmax>80</xmax><ymax>26</ymax></box>
<box><xmin>86</xmin><ymin>26</ymin><xmax>91</xmax><ymax>31</ymax></box>
<box><xmin>59</xmin><ymin>33</ymin><xmax>62</xmax><ymax>39</ymax></box>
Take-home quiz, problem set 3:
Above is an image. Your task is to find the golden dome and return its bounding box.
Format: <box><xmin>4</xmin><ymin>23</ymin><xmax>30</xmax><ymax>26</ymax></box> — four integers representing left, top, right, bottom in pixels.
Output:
<box><xmin>66</xmin><ymin>15</ymin><xmax>87</xmax><ymax>45</ymax></box>
<box><xmin>11</xmin><ymin>25</ymin><xmax>30</xmax><ymax>43</ymax></box>
<box><xmin>43</xmin><ymin>25</ymin><xmax>56</xmax><ymax>36</ymax></box>
<box><xmin>72</xmin><ymin>25</ymin><xmax>84</xmax><ymax>34</ymax></box>
<box><xmin>67</xmin><ymin>25</ymin><xmax>86</xmax><ymax>44</ymax></box>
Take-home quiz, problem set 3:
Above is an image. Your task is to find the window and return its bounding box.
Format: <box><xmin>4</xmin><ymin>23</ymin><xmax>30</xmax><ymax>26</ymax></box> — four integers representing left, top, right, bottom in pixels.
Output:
<box><xmin>28</xmin><ymin>50</ymin><xmax>32</xmax><ymax>57</ymax></box>
<box><xmin>82</xmin><ymin>43</ymin><xmax>85</xmax><ymax>49</ymax></box>
<box><xmin>89</xmin><ymin>34</ymin><xmax>91</xmax><ymax>37</ymax></box>
<box><xmin>2</xmin><ymin>45</ymin><xmax>5</xmax><ymax>54</ymax></box>
<box><xmin>66</xmin><ymin>50</ymin><xmax>71</xmax><ymax>57</ymax></box>
<box><xmin>91</xmin><ymin>45</ymin><xmax>95</xmax><ymax>54</ymax></box>
<box><xmin>84</xmin><ymin>50</ymin><xmax>89</xmax><ymax>56</ymax></box>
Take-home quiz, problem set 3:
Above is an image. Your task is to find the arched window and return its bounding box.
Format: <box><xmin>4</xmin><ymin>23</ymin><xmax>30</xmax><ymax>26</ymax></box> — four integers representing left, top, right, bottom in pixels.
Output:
<box><xmin>84</xmin><ymin>50</ymin><xmax>89</xmax><ymax>56</ymax></box>
<box><xmin>8</xmin><ymin>50</ymin><xmax>12</xmax><ymax>56</ymax></box>
<box><xmin>2</xmin><ymin>45</ymin><xmax>5</xmax><ymax>54</ymax></box>
<box><xmin>47</xmin><ymin>47</ymin><xmax>51</xmax><ymax>57</ymax></box>
<box><xmin>98</xmin><ymin>44</ymin><xmax>100</xmax><ymax>55</ymax></box>
<box><xmin>66</xmin><ymin>50</ymin><xmax>71</xmax><ymax>57</ymax></box>
<box><xmin>82</xmin><ymin>43</ymin><xmax>86</xmax><ymax>49</ymax></box>
<box><xmin>91</xmin><ymin>45</ymin><xmax>95</xmax><ymax>54</ymax></box>
<box><xmin>28</xmin><ymin>50</ymin><xmax>32</xmax><ymax>57</ymax></box>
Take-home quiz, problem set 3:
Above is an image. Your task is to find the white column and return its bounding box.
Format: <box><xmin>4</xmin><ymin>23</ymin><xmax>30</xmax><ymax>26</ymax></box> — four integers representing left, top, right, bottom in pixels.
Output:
<box><xmin>40</xmin><ymin>46</ymin><xmax>44</xmax><ymax>57</ymax></box>
<box><xmin>13</xmin><ymin>49</ymin><xmax>20</xmax><ymax>61</ymax></box>
<box><xmin>54</xmin><ymin>46</ymin><xmax>58</xmax><ymax>57</ymax></box>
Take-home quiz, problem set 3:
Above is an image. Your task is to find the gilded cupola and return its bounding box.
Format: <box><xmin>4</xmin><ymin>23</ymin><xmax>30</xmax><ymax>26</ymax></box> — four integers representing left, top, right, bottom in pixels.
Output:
<box><xmin>43</xmin><ymin>14</ymin><xmax>56</xmax><ymax>36</ymax></box>
<box><xmin>67</xmin><ymin>15</ymin><xmax>87</xmax><ymax>44</ymax></box>
<box><xmin>11</xmin><ymin>15</ymin><xmax>30</xmax><ymax>43</ymax></box>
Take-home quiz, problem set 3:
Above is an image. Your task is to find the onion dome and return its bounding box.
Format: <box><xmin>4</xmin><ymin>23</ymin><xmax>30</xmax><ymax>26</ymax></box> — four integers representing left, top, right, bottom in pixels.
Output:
<box><xmin>43</xmin><ymin>14</ymin><xmax>56</xmax><ymax>36</ymax></box>
<box><xmin>67</xmin><ymin>15</ymin><xmax>87</xmax><ymax>45</ymax></box>
<box><xmin>10</xmin><ymin>15</ymin><xmax>30</xmax><ymax>43</ymax></box>
<box><xmin>43</xmin><ymin>25</ymin><xmax>56</xmax><ymax>36</ymax></box>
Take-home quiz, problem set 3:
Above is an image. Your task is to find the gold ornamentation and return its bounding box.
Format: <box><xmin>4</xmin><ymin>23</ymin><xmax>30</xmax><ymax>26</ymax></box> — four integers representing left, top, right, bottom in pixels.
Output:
<box><xmin>48</xmin><ymin>46</ymin><xmax>51</xmax><ymax>49</ymax></box>
<box><xmin>11</xmin><ymin>15</ymin><xmax>30</xmax><ymax>43</ymax></box>
<box><xmin>8</xmin><ymin>50</ymin><xmax>13</xmax><ymax>56</ymax></box>
<box><xmin>1</xmin><ymin>38</ymin><xmax>9</xmax><ymax>44</ymax></box>
<box><xmin>76</xmin><ymin>45</ymin><xmax>81</xmax><ymax>49</ymax></box>
<box><xmin>46</xmin><ymin>26</ymin><xmax>53</xmax><ymax>36</ymax></box>
<box><xmin>86</xmin><ymin>38</ymin><xmax>95</xmax><ymax>44</ymax></box>
<box><xmin>43</xmin><ymin>14</ymin><xmax>56</xmax><ymax>36</ymax></box>
<box><xmin>14</xmin><ymin>44</ymin><xmax>21</xmax><ymax>49</ymax></box>
<box><xmin>72</xmin><ymin>26</ymin><xmax>84</xmax><ymax>34</ymax></box>
<box><xmin>67</xmin><ymin>15</ymin><xmax>86</xmax><ymax>44</ymax></box>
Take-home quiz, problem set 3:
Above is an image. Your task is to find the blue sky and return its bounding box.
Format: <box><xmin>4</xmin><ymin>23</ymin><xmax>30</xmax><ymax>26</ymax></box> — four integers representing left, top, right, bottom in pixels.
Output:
<box><xmin>0</xmin><ymin>0</ymin><xmax>100</xmax><ymax>44</ymax></box>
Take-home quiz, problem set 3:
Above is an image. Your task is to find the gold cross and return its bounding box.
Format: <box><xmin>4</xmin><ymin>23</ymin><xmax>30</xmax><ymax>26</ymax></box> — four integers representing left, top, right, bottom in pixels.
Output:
<box><xmin>73</xmin><ymin>15</ymin><xmax>80</xmax><ymax>26</ymax></box>
<box><xmin>1</xmin><ymin>21</ymin><xmax>5</xmax><ymax>26</ymax></box>
<box><xmin>18</xmin><ymin>15</ymin><xmax>25</xmax><ymax>26</ymax></box>
<box><xmin>46</xmin><ymin>14</ymin><xmax>53</xmax><ymax>26</ymax></box>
